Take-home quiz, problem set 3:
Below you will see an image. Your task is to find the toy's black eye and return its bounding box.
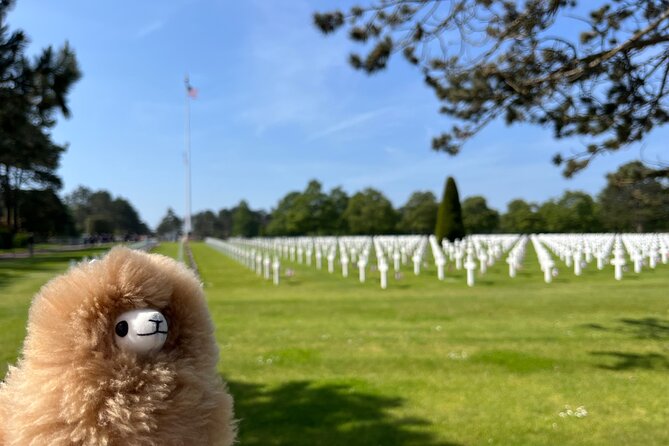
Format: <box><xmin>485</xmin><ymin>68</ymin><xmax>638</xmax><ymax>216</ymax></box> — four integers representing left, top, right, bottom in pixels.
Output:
<box><xmin>115</xmin><ymin>320</ymin><xmax>128</xmax><ymax>337</ymax></box>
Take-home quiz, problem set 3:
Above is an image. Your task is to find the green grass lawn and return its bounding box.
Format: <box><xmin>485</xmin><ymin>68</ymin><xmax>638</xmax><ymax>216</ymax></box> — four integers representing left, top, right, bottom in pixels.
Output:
<box><xmin>0</xmin><ymin>247</ymin><xmax>109</xmax><ymax>377</ymax></box>
<box><xmin>2</xmin><ymin>241</ymin><xmax>669</xmax><ymax>445</ymax></box>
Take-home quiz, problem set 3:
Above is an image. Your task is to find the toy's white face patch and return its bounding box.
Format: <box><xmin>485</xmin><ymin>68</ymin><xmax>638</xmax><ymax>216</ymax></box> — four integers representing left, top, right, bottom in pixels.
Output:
<box><xmin>114</xmin><ymin>309</ymin><xmax>168</xmax><ymax>355</ymax></box>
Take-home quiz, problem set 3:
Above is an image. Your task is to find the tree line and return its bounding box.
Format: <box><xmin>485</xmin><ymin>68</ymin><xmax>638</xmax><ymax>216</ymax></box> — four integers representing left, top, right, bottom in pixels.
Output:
<box><xmin>4</xmin><ymin>155</ymin><xmax>666</xmax><ymax>248</ymax></box>
<box><xmin>64</xmin><ymin>186</ymin><xmax>150</xmax><ymax>241</ymax></box>
<box><xmin>166</xmin><ymin>161</ymin><xmax>669</xmax><ymax>240</ymax></box>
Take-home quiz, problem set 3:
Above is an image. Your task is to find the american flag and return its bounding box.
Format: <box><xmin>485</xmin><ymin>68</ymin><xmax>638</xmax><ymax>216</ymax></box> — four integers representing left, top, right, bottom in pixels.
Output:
<box><xmin>185</xmin><ymin>76</ymin><xmax>198</xmax><ymax>99</ymax></box>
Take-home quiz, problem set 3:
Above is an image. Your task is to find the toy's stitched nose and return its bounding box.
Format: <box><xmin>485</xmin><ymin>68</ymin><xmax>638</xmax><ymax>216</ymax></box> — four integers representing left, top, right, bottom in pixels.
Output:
<box><xmin>138</xmin><ymin>315</ymin><xmax>168</xmax><ymax>336</ymax></box>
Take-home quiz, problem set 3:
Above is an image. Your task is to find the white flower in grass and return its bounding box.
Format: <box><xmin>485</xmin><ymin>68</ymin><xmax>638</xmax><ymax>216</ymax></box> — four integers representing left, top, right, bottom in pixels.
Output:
<box><xmin>256</xmin><ymin>355</ymin><xmax>277</xmax><ymax>365</ymax></box>
<box><xmin>558</xmin><ymin>405</ymin><xmax>587</xmax><ymax>418</ymax></box>
<box><xmin>447</xmin><ymin>351</ymin><xmax>468</xmax><ymax>360</ymax></box>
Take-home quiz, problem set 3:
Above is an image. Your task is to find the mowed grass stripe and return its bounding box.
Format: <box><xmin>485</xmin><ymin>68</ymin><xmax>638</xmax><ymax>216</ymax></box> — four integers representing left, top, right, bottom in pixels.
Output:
<box><xmin>191</xmin><ymin>241</ymin><xmax>669</xmax><ymax>446</ymax></box>
<box><xmin>151</xmin><ymin>241</ymin><xmax>180</xmax><ymax>260</ymax></box>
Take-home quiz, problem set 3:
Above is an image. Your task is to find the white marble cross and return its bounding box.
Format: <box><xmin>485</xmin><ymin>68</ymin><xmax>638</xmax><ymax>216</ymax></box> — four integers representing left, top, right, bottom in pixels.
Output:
<box><xmin>263</xmin><ymin>256</ymin><xmax>271</xmax><ymax>280</ymax></box>
<box><xmin>564</xmin><ymin>249</ymin><xmax>572</xmax><ymax>268</ymax></box>
<box><xmin>272</xmin><ymin>257</ymin><xmax>280</xmax><ymax>285</ymax></box>
<box><xmin>506</xmin><ymin>255</ymin><xmax>516</xmax><ymax>278</ymax></box>
<box><xmin>584</xmin><ymin>245</ymin><xmax>592</xmax><ymax>263</ymax></box>
<box><xmin>464</xmin><ymin>252</ymin><xmax>476</xmax><ymax>287</ymax></box>
<box><xmin>358</xmin><ymin>257</ymin><xmax>367</xmax><ymax>283</ymax></box>
<box><xmin>341</xmin><ymin>255</ymin><xmax>349</xmax><ymax>278</ymax></box>
<box><xmin>573</xmin><ymin>250</ymin><xmax>582</xmax><ymax>276</ymax></box>
<box><xmin>256</xmin><ymin>254</ymin><xmax>263</xmax><ymax>276</ymax></box>
<box><xmin>413</xmin><ymin>254</ymin><xmax>421</xmax><ymax>275</ymax></box>
<box><xmin>648</xmin><ymin>246</ymin><xmax>658</xmax><ymax>269</ymax></box>
<box><xmin>542</xmin><ymin>259</ymin><xmax>554</xmax><ymax>284</ymax></box>
<box><xmin>435</xmin><ymin>256</ymin><xmax>445</xmax><ymax>281</ymax></box>
<box><xmin>595</xmin><ymin>251</ymin><xmax>606</xmax><ymax>270</ymax></box>
<box><xmin>393</xmin><ymin>251</ymin><xmax>401</xmax><ymax>272</ymax></box>
<box><xmin>378</xmin><ymin>259</ymin><xmax>389</xmax><ymax>289</ymax></box>
<box><xmin>478</xmin><ymin>250</ymin><xmax>488</xmax><ymax>274</ymax></box>
<box><xmin>631</xmin><ymin>250</ymin><xmax>643</xmax><ymax>273</ymax></box>
<box><xmin>327</xmin><ymin>251</ymin><xmax>335</xmax><ymax>273</ymax></box>
<box><xmin>453</xmin><ymin>249</ymin><xmax>464</xmax><ymax>270</ymax></box>
<box><xmin>611</xmin><ymin>242</ymin><xmax>626</xmax><ymax>280</ymax></box>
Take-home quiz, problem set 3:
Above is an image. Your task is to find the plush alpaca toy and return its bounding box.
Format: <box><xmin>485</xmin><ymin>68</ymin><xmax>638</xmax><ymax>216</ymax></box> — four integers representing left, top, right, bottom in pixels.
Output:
<box><xmin>0</xmin><ymin>247</ymin><xmax>236</xmax><ymax>446</ymax></box>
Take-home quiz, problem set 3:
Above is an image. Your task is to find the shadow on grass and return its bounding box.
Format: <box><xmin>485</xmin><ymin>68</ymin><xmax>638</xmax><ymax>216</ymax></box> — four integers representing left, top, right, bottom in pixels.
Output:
<box><xmin>590</xmin><ymin>351</ymin><xmax>669</xmax><ymax>371</ymax></box>
<box><xmin>583</xmin><ymin>317</ymin><xmax>669</xmax><ymax>340</ymax></box>
<box><xmin>228</xmin><ymin>379</ymin><xmax>463</xmax><ymax>446</ymax></box>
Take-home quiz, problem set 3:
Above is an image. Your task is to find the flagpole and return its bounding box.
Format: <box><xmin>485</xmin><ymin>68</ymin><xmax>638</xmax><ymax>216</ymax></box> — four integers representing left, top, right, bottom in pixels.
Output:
<box><xmin>184</xmin><ymin>75</ymin><xmax>192</xmax><ymax>239</ymax></box>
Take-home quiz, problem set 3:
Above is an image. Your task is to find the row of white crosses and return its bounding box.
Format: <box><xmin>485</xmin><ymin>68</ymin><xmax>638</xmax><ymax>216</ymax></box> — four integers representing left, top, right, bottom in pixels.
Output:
<box><xmin>537</xmin><ymin>234</ymin><xmax>615</xmax><ymax>276</ymax></box>
<box><xmin>273</xmin><ymin>237</ymin><xmax>338</xmax><ymax>271</ymax></box>
<box><xmin>532</xmin><ymin>233</ymin><xmax>669</xmax><ymax>281</ymax></box>
<box><xmin>238</xmin><ymin>234</ymin><xmax>521</xmax><ymax>288</ymax></box>
<box><xmin>428</xmin><ymin>235</ymin><xmax>447</xmax><ymax>280</ymax></box>
<box><xmin>320</xmin><ymin>236</ymin><xmax>428</xmax><ymax>289</ymax></box>
<box><xmin>621</xmin><ymin>233</ymin><xmax>669</xmax><ymax>271</ymax></box>
<box><xmin>372</xmin><ymin>236</ymin><xmax>429</xmax><ymax>288</ymax></box>
<box><xmin>232</xmin><ymin>235</ymin><xmax>430</xmax><ymax>289</ymax></box>
<box><xmin>535</xmin><ymin>234</ymin><xmax>617</xmax><ymax>280</ymax></box>
<box><xmin>441</xmin><ymin>238</ymin><xmax>477</xmax><ymax>286</ymax></box>
<box><xmin>530</xmin><ymin>235</ymin><xmax>557</xmax><ymax>283</ymax></box>
<box><xmin>538</xmin><ymin>233</ymin><xmax>609</xmax><ymax>278</ymax></box>
<box><xmin>205</xmin><ymin>237</ymin><xmax>281</xmax><ymax>285</ymax></box>
<box><xmin>209</xmin><ymin>233</ymin><xmax>668</xmax><ymax>287</ymax></box>
<box><xmin>338</xmin><ymin>236</ymin><xmax>373</xmax><ymax>280</ymax></box>
<box><xmin>468</xmin><ymin>234</ymin><xmax>520</xmax><ymax>274</ymax></box>
<box><xmin>431</xmin><ymin>234</ymin><xmax>522</xmax><ymax>286</ymax></box>
<box><xmin>372</xmin><ymin>238</ymin><xmax>389</xmax><ymax>289</ymax></box>
<box><xmin>505</xmin><ymin>235</ymin><xmax>529</xmax><ymax>278</ymax></box>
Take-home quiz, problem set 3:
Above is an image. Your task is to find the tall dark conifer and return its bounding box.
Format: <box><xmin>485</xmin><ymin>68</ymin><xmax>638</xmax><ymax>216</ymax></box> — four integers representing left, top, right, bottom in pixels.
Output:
<box><xmin>435</xmin><ymin>176</ymin><xmax>465</xmax><ymax>242</ymax></box>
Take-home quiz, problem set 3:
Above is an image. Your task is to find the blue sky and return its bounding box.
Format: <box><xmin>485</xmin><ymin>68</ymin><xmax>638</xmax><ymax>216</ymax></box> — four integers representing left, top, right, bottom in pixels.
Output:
<box><xmin>8</xmin><ymin>0</ymin><xmax>668</xmax><ymax>228</ymax></box>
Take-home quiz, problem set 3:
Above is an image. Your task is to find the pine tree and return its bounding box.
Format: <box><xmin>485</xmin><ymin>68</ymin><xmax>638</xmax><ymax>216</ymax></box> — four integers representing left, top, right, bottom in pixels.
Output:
<box><xmin>1</xmin><ymin>0</ymin><xmax>81</xmax><ymax>231</ymax></box>
<box><xmin>435</xmin><ymin>176</ymin><xmax>465</xmax><ymax>242</ymax></box>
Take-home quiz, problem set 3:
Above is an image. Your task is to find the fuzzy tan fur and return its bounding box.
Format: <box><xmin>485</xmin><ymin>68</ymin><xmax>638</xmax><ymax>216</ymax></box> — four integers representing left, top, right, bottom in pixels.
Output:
<box><xmin>0</xmin><ymin>247</ymin><xmax>235</xmax><ymax>446</ymax></box>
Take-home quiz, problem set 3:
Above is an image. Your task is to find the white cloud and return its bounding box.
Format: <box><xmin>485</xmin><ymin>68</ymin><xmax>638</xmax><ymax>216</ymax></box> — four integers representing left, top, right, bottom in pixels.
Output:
<box><xmin>136</xmin><ymin>20</ymin><xmax>165</xmax><ymax>38</ymax></box>
<box><xmin>307</xmin><ymin>107</ymin><xmax>396</xmax><ymax>141</ymax></box>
